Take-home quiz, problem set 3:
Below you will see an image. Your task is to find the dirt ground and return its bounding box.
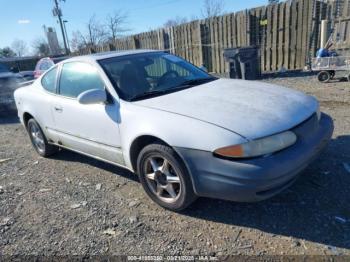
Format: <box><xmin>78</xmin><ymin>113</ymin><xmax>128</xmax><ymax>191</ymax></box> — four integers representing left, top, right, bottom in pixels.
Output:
<box><xmin>0</xmin><ymin>73</ymin><xmax>349</xmax><ymax>257</ymax></box>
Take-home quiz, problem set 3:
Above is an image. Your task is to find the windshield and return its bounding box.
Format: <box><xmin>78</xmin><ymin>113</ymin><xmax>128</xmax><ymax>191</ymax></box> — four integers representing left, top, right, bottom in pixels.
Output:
<box><xmin>0</xmin><ymin>63</ymin><xmax>10</xmax><ymax>73</ymax></box>
<box><xmin>99</xmin><ymin>52</ymin><xmax>216</xmax><ymax>101</ymax></box>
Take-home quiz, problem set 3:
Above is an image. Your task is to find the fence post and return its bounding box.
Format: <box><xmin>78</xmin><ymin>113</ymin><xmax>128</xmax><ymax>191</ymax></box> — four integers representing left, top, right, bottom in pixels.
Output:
<box><xmin>320</xmin><ymin>20</ymin><xmax>329</xmax><ymax>48</ymax></box>
<box><xmin>197</xmin><ymin>21</ymin><xmax>204</xmax><ymax>67</ymax></box>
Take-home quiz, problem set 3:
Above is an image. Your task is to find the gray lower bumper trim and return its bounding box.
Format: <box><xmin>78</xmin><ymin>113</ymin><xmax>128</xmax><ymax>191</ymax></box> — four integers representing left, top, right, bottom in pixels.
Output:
<box><xmin>175</xmin><ymin>113</ymin><xmax>334</xmax><ymax>202</ymax></box>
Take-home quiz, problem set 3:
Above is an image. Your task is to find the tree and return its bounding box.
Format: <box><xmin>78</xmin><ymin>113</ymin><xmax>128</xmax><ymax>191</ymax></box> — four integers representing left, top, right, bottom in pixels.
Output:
<box><xmin>11</xmin><ymin>39</ymin><xmax>27</xmax><ymax>57</ymax></box>
<box><xmin>105</xmin><ymin>10</ymin><xmax>129</xmax><ymax>42</ymax></box>
<box><xmin>0</xmin><ymin>47</ymin><xmax>16</xmax><ymax>58</ymax></box>
<box><xmin>87</xmin><ymin>15</ymin><xmax>108</xmax><ymax>46</ymax></box>
<box><xmin>32</xmin><ymin>38</ymin><xmax>50</xmax><ymax>56</ymax></box>
<box><xmin>163</xmin><ymin>16</ymin><xmax>188</xmax><ymax>27</ymax></box>
<box><xmin>70</xmin><ymin>15</ymin><xmax>107</xmax><ymax>51</ymax></box>
<box><xmin>70</xmin><ymin>30</ymin><xmax>87</xmax><ymax>51</ymax></box>
<box><xmin>201</xmin><ymin>0</ymin><xmax>225</xmax><ymax>18</ymax></box>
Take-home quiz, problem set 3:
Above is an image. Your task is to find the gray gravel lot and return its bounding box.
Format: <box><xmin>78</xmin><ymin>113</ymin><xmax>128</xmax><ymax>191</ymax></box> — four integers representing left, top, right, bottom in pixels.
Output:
<box><xmin>0</xmin><ymin>74</ymin><xmax>349</xmax><ymax>256</ymax></box>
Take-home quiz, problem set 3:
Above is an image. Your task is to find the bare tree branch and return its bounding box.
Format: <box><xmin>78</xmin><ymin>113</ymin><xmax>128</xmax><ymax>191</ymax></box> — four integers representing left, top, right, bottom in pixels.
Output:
<box><xmin>70</xmin><ymin>30</ymin><xmax>88</xmax><ymax>51</ymax></box>
<box><xmin>201</xmin><ymin>0</ymin><xmax>225</xmax><ymax>18</ymax></box>
<box><xmin>11</xmin><ymin>39</ymin><xmax>27</xmax><ymax>57</ymax></box>
<box><xmin>70</xmin><ymin>15</ymin><xmax>108</xmax><ymax>52</ymax></box>
<box><xmin>163</xmin><ymin>16</ymin><xmax>188</xmax><ymax>28</ymax></box>
<box><xmin>105</xmin><ymin>10</ymin><xmax>129</xmax><ymax>42</ymax></box>
<box><xmin>86</xmin><ymin>15</ymin><xmax>108</xmax><ymax>47</ymax></box>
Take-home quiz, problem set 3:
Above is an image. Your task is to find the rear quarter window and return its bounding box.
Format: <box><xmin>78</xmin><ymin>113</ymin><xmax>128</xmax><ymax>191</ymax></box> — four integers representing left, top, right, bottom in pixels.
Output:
<box><xmin>41</xmin><ymin>66</ymin><xmax>58</xmax><ymax>93</ymax></box>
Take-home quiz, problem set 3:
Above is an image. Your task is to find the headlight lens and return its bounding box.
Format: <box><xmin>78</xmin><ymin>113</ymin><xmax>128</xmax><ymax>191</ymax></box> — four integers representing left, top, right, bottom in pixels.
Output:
<box><xmin>214</xmin><ymin>131</ymin><xmax>297</xmax><ymax>158</ymax></box>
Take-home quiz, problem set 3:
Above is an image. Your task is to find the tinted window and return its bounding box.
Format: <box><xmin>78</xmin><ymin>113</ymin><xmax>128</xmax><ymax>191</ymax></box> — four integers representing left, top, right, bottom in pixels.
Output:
<box><xmin>39</xmin><ymin>60</ymin><xmax>54</xmax><ymax>71</ymax></box>
<box><xmin>41</xmin><ymin>67</ymin><xmax>58</xmax><ymax>93</ymax></box>
<box><xmin>99</xmin><ymin>52</ymin><xmax>213</xmax><ymax>100</ymax></box>
<box><xmin>144</xmin><ymin>56</ymin><xmax>167</xmax><ymax>77</ymax></box>
<box><xmin>59</xmin><ymin>62</ymin><xmax>104</xmax><ymax>98</ymax></box>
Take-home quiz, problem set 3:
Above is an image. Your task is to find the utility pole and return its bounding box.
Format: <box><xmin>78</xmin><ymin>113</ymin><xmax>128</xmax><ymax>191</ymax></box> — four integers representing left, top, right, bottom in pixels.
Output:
<box><xmin>53</xmin><ymin>0</ymin><xmax>69</xmax><ymax>55</ymax></box>
<box><xmin>63</xmin><ymin>20</ymin><xmax>70</xmax><ymax>51</ymax></box>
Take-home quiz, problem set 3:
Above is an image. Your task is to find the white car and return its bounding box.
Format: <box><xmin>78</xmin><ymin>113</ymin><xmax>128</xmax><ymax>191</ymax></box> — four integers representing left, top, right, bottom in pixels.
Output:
<box><xmin>14</xmin><ymin>50</ymin><xmax>334</xmax><ymax>211</ymax></box>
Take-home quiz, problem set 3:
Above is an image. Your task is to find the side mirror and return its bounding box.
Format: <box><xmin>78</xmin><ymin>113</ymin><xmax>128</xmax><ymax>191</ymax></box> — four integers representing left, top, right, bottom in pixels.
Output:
<box><xmin>11</xmin><ymin>67</ymin><xmax>19</xmax><ymax>73</ymax></box>
<box><xmin>77</xmin><ymin>89</ymin><xmax>107</xmax><ymax>105</ymax></box>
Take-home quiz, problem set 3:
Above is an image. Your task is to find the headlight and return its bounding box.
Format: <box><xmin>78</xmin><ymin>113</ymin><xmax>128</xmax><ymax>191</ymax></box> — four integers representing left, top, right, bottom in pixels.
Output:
<box><xmin>214</xmin><ymin>131</ymin><xmax>297</xmax><ymax>158</ymax></box>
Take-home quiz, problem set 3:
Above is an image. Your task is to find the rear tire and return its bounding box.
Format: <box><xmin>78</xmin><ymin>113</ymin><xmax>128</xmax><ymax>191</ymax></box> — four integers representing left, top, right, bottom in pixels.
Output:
<box><xmin>27</xmin><ymin>118</ymin><xmax>59</xmax><ymax>157</ymax></box>
<box><xmin>137</xmin><ymin>143</ymin><xmax>197</xmax><ymax>211</ymax></box>
<box><xmin>317</xmin><ymin>71</ymin><xmax>331</xmax><ymax>83</ymax></box>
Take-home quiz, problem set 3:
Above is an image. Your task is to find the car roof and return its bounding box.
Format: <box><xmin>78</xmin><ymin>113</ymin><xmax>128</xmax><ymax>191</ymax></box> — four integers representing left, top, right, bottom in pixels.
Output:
<box><xmin>63</xmin><ymin>49</ymin><xmax>161</xmax><ymax>63</ymax></box>
<box><xmin>39</xmin><ymin>56</ymin><xmax>69</xmax><ymax>62</ymax></box>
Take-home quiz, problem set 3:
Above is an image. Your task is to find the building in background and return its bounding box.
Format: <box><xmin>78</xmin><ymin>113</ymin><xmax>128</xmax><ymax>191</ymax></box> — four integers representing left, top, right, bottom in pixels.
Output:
<box><xmin>43</xmin><ymin>26</ymin><xmax>61</xmax><ymax>55</ymax></box>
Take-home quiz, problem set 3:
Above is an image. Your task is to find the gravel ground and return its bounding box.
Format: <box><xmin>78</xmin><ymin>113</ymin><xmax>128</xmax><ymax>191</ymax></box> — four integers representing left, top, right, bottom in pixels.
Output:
<box><xmin>0</xmin><ymin>74</ymin><xmax>349</xmax><ymax>257</ymax></box>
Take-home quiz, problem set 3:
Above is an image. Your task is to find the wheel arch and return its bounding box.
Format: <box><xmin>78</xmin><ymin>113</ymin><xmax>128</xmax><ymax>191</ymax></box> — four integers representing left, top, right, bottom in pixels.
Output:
<box><xmin>129</xmin><ymin>135</ymin><xmax>168</xmax><ymax>172</ymax></box>
<box><xmin>128</xmin><ymin>134</ymin><xmax>198</xmax><ymax>196</ymax></box>
<box><xmin>23</xmin><ymin>112</ymin><xmax>34</xmax><ymax>128</ymax></box>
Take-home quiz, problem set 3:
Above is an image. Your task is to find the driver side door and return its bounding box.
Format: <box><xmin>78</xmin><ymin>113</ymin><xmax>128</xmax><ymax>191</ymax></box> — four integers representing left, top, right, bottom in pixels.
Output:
<box><xmin>51</xmin><ymin>61</ymin><xmax>124</xmax><ymax>165</ymax></box>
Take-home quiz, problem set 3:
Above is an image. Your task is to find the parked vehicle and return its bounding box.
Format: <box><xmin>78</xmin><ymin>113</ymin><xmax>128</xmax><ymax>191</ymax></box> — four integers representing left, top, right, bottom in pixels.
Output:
<box><xmin>14</xmin><ymin>50</ymin><xmax>334</xmax><ymax>211</ymax></box>
<box><xmin>0</xmin><ymin>62</ymin><xmax>24</xmax><ymax>89</ymax></box>
<box><xmin>18</xmin><ymin>71</ymin><xmax>35</xmax><ymax>81</ymax></box>
<box><xmin>34</xmin><ymin>56</ymin><xmax>69</xmax><ymax>78</ymax></box>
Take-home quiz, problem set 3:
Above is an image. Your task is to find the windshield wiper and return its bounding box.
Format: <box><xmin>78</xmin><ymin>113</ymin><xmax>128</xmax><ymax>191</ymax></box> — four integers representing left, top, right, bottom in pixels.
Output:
<box><xmin>178</xmin><ymin>77</ymin><xmax>217</xmax><ymax>87</ymax></box>
<box><xmin>129</xmin><ymin>89</ymin><xmax>167</xmax><ymax>101</ymax></box>
<box><xmin>129</xmin><ymin>77</ymin><xmax>217</xmax><ymax>101</ymax></box>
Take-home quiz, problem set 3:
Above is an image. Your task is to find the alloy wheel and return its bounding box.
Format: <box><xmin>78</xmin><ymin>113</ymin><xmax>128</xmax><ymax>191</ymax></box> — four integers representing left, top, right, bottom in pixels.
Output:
<box><xmin>29</xmin><ymin>123</ymin><xmax>45</xmax><ymax>153</ymax></box>
<box><xmin>143</xmin><ymin>155</ymin><xmax>181</xmax><ymax>203</ymax></box>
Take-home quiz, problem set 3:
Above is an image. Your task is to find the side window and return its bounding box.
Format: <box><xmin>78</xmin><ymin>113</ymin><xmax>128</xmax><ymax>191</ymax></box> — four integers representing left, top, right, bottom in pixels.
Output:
<box><xmin>41</xmin><ymin>66</ymin><xmax>58</xmax><ymax>93</ymax></box>
<box><xmin>59</xmin><ymin>62</ymin><xmax>105</xmax><ymax>98</ymax></box>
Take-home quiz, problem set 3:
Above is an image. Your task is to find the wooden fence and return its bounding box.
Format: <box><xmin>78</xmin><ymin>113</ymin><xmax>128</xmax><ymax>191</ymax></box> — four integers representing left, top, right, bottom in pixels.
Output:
<box><xmin>330</xmin><ymin>0</ymin><xmax>350</xmax><ymax>51</ymax></box>
<box><xmin>78</xmin><ymin>0</ymin><xmax>349</xmax><ymax>74</ymax></box>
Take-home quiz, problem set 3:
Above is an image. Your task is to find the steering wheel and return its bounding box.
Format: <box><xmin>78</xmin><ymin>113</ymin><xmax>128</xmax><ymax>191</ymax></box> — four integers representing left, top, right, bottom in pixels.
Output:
<box><xmin>158</xmin><ymin>70</ymin><xmax>180</xmax><ymax>86</ymax></box>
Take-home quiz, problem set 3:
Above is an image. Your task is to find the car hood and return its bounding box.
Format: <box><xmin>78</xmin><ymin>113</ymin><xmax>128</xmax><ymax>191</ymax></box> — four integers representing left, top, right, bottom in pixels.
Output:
<box><xmin>134</xmin><ymin>78</ymin><xmax>318</xmax><ymax>140</ymax></box>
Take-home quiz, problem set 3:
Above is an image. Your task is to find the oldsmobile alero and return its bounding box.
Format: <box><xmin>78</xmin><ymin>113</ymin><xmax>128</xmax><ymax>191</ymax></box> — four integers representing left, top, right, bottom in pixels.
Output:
<box><xmin>14</xmin><ymin>50</ymin><xmax>334</xmax><ymax>211</ymax></box>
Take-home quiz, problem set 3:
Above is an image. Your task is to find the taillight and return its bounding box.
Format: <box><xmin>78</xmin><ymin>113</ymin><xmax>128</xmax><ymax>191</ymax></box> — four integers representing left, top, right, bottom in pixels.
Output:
<box><xmin>34</xmin><ymin>71</ymin><xmax>40</xmax><ymax>78</ymax></box>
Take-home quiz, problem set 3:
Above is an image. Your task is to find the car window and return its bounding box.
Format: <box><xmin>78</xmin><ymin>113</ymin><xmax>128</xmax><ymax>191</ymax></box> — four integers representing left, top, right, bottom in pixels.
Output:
<box><xmin>41</xmin><ymin>66</ymin><xmax>58</xmax><ymax>93</ymax></box>
<box><xmin>0</xmin><ymin>63</ymin><xmax>9</xmax><ymax>73</ymax></box>
<box><xmin>144</xmin><ymin>57</ymin><xmax>167</xmax><ymax>77</ymax></box>
<box><xmin>39</xmin><ymin>60</ymin><xmax>54</xmax><ymax>71</ymax></box>
<box><xmin>99</xmin><ymin>52</ymin><xmax>212</xmax><ymax>100</ymax></box>
<box><xmin>59</xmin><ymin>62</ymin><xmax>105</xmax><ymax>98</ymax></box>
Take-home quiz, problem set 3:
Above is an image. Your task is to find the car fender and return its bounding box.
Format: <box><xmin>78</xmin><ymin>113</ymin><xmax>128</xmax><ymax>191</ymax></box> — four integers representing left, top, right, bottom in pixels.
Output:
<box><xmin>119</xmin><ymin>101</ymin><xmax>248</xmax><ymax>170</ymax></box>
<box><xmin>14</xmin><ymin>82</ymin><xmax>49</xmax><ymax>134</ymax></box>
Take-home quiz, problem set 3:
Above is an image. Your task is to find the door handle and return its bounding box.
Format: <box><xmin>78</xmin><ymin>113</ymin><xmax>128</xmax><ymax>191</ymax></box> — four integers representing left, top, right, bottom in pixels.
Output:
<box><xmin>54</xmin><ymin>106</ymin><xmax>63</xmax><ymax>112</ymax></box>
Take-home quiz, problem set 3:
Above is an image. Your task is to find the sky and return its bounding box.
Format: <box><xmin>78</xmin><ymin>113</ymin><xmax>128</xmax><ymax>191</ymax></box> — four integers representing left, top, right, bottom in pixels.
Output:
<box><xmin>0</xmin><ymin>0</ymin><xmax>267</xmax><ymax>55</ymax></box>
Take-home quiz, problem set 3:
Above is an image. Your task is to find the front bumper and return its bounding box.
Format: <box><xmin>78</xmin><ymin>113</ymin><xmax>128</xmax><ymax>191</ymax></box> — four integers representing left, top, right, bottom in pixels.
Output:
<box><xmin>175</xmin><ymin>113</ymin><xmax>334</xmax><ymax>202</ymax></box>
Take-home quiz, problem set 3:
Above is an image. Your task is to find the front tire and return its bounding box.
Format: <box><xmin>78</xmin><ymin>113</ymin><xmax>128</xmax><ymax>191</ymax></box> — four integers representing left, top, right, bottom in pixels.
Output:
<box><xmin>27</xmin><ymin>118</ymin><xmax>59</xmax><ymax>157</ymax></box>
<box><xmin>137</xmin><ymin>143</ymin><xmax>197</xmax><ymax>211</ymax></box>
